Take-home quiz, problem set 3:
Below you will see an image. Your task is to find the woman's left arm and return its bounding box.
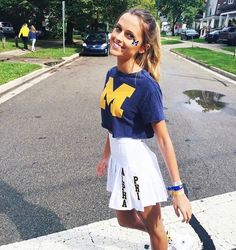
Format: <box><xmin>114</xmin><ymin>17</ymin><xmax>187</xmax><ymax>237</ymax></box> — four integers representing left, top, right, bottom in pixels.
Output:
<box><xmin>152</xmin><ymin>120</ymin><xmax>192</xmax><ymax>223</ymax></box>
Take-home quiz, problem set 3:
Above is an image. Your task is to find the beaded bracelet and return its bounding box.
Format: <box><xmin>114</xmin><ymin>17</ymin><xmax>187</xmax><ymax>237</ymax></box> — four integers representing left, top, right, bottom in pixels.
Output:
<box><xmin>167</xmin><ymin>183</ymin><xmax>184</xmax><ymax>197</ymax></box>
<box><xmin>167</xmin><ymin>184</ymin><xmax>183</xmax><ymax>192</ymax></box>
<box><xmin>173</xmin><ymin>181</ymin><xmax>182</xmax><ymax>186</ymax></box>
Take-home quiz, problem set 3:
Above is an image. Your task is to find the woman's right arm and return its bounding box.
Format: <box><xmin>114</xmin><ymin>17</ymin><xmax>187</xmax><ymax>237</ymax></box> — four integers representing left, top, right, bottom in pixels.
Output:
<box><xmin>96</xmin><ymin>133</ymin><xmax>110</xmax><ymax>177</ymax></box>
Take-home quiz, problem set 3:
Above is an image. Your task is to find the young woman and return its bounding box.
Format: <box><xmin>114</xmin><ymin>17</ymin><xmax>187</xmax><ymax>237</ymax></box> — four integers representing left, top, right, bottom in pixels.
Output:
<box><xmin>18</xmin><ymin>23</ymin><xmax>29</xmax><ymax>50</ymax></box>
<box><xmin>97</xmin><ymin>8</ymin><xmax>192</xmax><ymax>250</ymax></box>
<box><xmin>29</xmin><ymin>25</ymin><xmax>37</xmax><ymax>51</ymax></box>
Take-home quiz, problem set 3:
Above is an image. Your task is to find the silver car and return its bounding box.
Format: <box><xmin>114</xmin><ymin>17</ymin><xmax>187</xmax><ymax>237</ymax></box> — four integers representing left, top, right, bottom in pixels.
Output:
<box><xmin>0</xmin><ymin>21</ymin><xmax>15</xmax><ymax>37</ymax></box>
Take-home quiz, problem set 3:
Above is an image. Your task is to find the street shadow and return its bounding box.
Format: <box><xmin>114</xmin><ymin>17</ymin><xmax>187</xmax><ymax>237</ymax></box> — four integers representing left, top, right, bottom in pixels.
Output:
<box><xmin>0</xmin><ymin>180</ymin><xmax>65</xmax><ymax>242</ymax></box>
<box><xmin>189</xmin><ymin>215</ymin><xmax>216</xmax><ymax>250</ymax></box>
<box><xmin>184</xmin><ymin>184</ymin><xmax>216</xmax><ymax>250</ymax></box>
<box><xmin>80</xmin><ymin>53</ymin><xmax>109</xmax><ymax>57</ymax></box>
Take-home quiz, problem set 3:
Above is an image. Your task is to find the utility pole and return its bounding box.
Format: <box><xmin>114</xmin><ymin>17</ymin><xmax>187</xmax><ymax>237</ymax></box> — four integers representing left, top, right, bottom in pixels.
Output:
<box><xmin>234</xmin><ymin>39</ymin><xmax>236</xmax><ymax>59</ymax></box>
<box><xmin>234</xmin><ymin>44</ymin><xmax>236</xmax><ymax>59</ymax></box>
<box><xmin>62</xmin><ymin>1</ymin><xmax>65</xmax><ymax>53</ymax></box>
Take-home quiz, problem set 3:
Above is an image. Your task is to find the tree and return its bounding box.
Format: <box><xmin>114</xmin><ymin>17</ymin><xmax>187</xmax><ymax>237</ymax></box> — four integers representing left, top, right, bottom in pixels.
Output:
<box><xmin>0</xmin><ymin>0</ymin><xmax>160</xmax><ymax>44</ymax></box>
<box><xmin>156</xmin><ymin>0</ymin><xmax>204</xmax><ymax>35</ymax></box>
<box><xmin>183</xmin><ymin>6</ymin><xmax>203</xmax><ymax>28</ymax></box>
<box><xmin>64</xmin><ymin>0</ymin><xmax>129</xmax><ymax>43</ymax></box>
<box><xmin>0</xmin><ymin>0</ymin><xmax>50</xmax><ymax>33</ymax></box>
<box><xmin>84</xmin><ymin>0</ymin><xmax>129</xmax><ymax>32</ymax></box>
<box><xmin>128</xmin><ymin>0</ymin><xmax>158</xmax><ymax>18</ymax></box>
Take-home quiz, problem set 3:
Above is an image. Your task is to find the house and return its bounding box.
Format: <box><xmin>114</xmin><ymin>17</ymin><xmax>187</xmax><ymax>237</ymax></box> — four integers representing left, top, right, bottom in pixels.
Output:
<box><xmin>199</xmin><ymin>0</ymin><xmax>220</xmax><ymax>36</ymax></box>
<box><xmin>216</xmin><ymin>0</ymin><xmax>236</xmax><ymax>27</ymax></box>
<box><xmin>199</xmin><ymin>0</ymin><xmax>236</xmax><ymax>36</ymax></box>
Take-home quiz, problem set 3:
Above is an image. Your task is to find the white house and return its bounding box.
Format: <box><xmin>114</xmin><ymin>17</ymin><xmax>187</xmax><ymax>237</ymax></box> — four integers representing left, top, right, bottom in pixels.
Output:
<box><xmin>200</xmin><ymin>0</ymin><xmax>236</xmax><ymax>36</ymax></box>
<box><xmin>200</xmin><ymin>0</ymin><xmax>219</xmax><ymax>36</ymax></box>
<box><xmin>217</xmin><ymin>0</ymin><xmax>236</xmax><ymax>27</ymax></box>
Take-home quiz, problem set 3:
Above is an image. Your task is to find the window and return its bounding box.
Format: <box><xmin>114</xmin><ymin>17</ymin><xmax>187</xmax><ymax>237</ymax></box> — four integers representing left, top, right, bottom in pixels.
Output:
<box><xmin>228</xmin><ymin>0</ymin><xmax>234</xmax><ymax>4</ymax></box>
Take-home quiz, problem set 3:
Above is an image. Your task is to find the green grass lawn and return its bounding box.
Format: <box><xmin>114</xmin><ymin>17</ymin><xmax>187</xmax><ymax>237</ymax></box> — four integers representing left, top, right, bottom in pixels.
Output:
<box><xmin>0</xmin><ymin>39</ymin><xmax>80</xmax><ymax>59</ymax></box>
<box><xmin>161</xmin><ymin>39</ymin><xmax>183</xmax><ymax>45</ymax></box>
<box><xmin>0</xmin><ymin>40</ymin><xmax>80</xmax><ymax>85</ymax></box>
<box><xmin>0</xmin><ymin>38</ymin><xmax>23</xmax><ymax>52</ymax></box>
<box><xmin>22</xmin><ymin>46</ymin><xmax>80</xmax><ymax>60</ymax></box>
<box><xmin>161</xmin><ymin>35</ymin><xmax>181</xmax><ymax>40</ymax></box>
<box><xmin>161</xmin><ymin>36</ymin><xmax>182</xmax><ymax>45</ymax></box>
<box><xmin>172</xmin><ymin>47</ymin><xmax>236</xmax><ymax>75</ymax></box>
<box><xmin>192</xmin><ymin>38</ymin><xmax>206</xmax><ymax>43</ymax></box>
<box><xmin>0</xmin><ymin>62</ymin><xmax>41</xmax><ymax>85</ymax></box>
<box><xmin>222</xmin><ymin>46</ymin><xmax>236</xmax><ymax>53</ymax></box>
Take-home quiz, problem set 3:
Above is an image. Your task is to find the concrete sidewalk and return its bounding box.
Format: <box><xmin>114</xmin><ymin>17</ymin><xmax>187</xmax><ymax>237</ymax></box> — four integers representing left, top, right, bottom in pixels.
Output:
<box><xmin>0</xmin><ymin>48</ymin><xmax>80</xmax><ymax>96</ymax></box>
<box><xmin>0</xmin><ymin>192</ymin><xmax>235</xmax><ymax>250</ymax></box>
<box><xmin>164</xmin><ymin>40</ymin><xmax>236</xmax><ymax>82</ymax></box>
<box><xmin>0</xmin><ymin>49</ymin><xmax>30</xmax><ymax>58</ymax></box>
<box><xmin>165</xmin><ymin>39</ymin><xmax>234</xmax><ymax>55</ymax></box>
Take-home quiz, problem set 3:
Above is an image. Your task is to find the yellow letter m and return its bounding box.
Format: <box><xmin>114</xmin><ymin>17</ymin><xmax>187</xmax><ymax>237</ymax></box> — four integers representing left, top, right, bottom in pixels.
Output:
<box><xmin>100</xmin><ymin>77</ymin><xmax>135</xmax><ymax>118</ymax></box>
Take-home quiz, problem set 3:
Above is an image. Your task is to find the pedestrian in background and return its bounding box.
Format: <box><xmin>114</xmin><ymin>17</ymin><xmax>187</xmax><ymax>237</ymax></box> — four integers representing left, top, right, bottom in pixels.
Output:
<box><xmin>0</xmin><ymin>27</ymin><xmax>6</xmax><ymax>48</ymax></box>
<box><xmin>14</xmin><ymin>30</ymin><xmax>19</xmax><ymax>48</ymax></box>
<box><xmin>97</xmin><ymin>8</ymin><xmax>192</xmax><ymax>250</ymax></box>
<box><xmin>18</xmin><ymin>23</ymin><xmax>29</xmax><ymax>50</ymax></box>
<box><xmin>14</xmin><ymin>35</ymin><xmax>19</xmax><ymax>48</ymax></box>
<box><xmin>29</xmin><ymin>25</ymin><xmax>37</xmax><ymax>51</ymax></box>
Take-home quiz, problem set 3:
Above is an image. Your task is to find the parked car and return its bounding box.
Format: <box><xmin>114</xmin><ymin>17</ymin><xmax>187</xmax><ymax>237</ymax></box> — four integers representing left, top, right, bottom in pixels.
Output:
<box><xmin>180</xmin><ymin>29</ymin><xmax>200</xmax><ymax>40</ymax></box>
<box><xmin>218</xmin><ymin>26</ymin><xmax>236</xmax><ymax>45</ymax></box>
<box><xmin>228</xmin><ymin>30</ymin><xmax>236</xmax><ymax>46</ymax></box>
<box><xmin>205</xmin><ymin>29</ymin><xmax>221</xmax><ymax>43</ymax></box>
<box><xmin>0</xmin><ymin>21</ymin><xmax>15</xmax><ymax>37</ymax></box>
<box><xmin>82</xmin><ymin>32</ymin><xmax>110</xmax><ymax>56</ymax></box>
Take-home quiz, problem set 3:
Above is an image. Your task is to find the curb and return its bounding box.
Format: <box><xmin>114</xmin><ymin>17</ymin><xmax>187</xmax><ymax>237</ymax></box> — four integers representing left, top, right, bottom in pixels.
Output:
<box><xmin>170</xmin><ymin>49</ymin><xmax>236</xmax><ymax>82</ymax></box>
<box><xmin>0</xmin><ymin>53</ymin><xmax>80</xmax><ymax>96</ymax></box>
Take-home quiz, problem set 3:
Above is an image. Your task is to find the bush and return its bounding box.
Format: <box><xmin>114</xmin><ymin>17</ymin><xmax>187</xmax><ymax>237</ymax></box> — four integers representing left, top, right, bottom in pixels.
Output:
<box><xmin>46</xmin><ymin>20</ymin><xmax>63</xmax><ymax>39</ymax></box>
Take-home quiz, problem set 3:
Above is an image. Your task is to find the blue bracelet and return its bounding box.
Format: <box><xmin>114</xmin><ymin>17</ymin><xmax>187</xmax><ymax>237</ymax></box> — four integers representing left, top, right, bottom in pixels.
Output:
<box><xmin>167</xmin><ymin>185</ymin><xmax>183</xmax><ymax>191</ymax></box>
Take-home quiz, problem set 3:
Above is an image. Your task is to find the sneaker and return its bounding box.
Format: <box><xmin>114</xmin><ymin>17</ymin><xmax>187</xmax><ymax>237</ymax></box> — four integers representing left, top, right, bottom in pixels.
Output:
<box><xmin>167</xmin><ymin>231</ymin><xmax>202</xmax><ymax>250</ymax></box>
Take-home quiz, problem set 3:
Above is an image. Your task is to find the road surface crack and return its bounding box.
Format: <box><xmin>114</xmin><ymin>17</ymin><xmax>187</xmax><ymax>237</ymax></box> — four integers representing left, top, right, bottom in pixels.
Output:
<box><xmin>89</xmin><ymin>232</ymin><xmax>94</xmax><ymax>243</ymax></box>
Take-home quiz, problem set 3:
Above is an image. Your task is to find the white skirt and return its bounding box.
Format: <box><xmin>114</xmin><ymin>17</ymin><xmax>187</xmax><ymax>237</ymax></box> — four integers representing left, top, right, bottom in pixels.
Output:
<box><xmin>107</xmin><ymin>134</ymin><xmax>168</xmax><ymax>212</ymax></box>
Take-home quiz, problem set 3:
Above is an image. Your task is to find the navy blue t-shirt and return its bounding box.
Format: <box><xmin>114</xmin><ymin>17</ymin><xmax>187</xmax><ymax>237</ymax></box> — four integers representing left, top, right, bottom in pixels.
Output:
<box><xmin>100</xmin><ymin>66</ymin><xmax>165</xmax><ymax>139</ymax></box>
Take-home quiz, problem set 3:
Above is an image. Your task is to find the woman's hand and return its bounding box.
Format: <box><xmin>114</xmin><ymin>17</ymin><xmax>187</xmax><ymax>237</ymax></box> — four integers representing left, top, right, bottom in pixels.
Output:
<box><xmin>172</xmin><ymin>194</ymin><xmax>192</xmax><ymax>223</ymax></box>
<box><xmin>97</xmin><ymin>134</ymin><xmax>110</xmax><ymax>177</ymax></box>
<box><xmin>96</xmin><ymin>157</ymin><xmax>109</xmax><ymax>177</ymax></box>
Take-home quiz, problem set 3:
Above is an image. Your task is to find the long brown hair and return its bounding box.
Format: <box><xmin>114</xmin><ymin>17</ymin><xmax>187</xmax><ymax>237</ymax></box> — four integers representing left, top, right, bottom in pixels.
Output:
<box><xmin>121</xmin><ymin>8</ymin><xmax>161</xmax><ymax>82</ymax></box>
<box><xmin>31</xmin><ymin>25</ymin><xmax>36</xmax><ymax>32</ymax></box>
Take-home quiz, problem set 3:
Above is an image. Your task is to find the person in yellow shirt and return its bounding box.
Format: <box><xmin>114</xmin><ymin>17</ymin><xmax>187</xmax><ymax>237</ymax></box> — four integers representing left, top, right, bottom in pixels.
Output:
<box><xmin>18</xmin><ymin>23</ymin><xmax>30</xmax><ymax>50</ymax></box>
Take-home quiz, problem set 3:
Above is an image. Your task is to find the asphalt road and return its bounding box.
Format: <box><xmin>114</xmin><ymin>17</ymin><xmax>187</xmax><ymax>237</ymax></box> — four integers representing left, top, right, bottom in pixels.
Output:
<box><xmin>0</xmin><ymin>48</ymin><xmax>236</xmax><ymax>246</ymax></box>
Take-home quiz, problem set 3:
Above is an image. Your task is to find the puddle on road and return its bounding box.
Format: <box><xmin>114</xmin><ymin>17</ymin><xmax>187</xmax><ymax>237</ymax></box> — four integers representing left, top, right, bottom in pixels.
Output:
<box><xmin>183</xmin><ymin>90</ymin><xmax>227</xmax><ymax>113</ymax></box>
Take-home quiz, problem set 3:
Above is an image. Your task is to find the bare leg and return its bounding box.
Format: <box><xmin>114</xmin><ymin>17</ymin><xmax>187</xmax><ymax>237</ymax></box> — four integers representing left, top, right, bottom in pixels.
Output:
<box><xmin>116</xmin><ymin>209</ymin><xmax>147</xmax><ymax>232</ymax></box>
<box><xmin>137</xmin><ymin>204</ymin><xmax>168</xmax><ymax>250</ymax></box>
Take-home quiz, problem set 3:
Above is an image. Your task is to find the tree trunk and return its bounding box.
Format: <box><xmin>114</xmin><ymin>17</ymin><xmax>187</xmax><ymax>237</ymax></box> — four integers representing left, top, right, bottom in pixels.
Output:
<box><xmin>171</xmin><ymin>22</ymin><xmax>175</xmax><ymax>36</ymax></box>
<box><xmin>171</xmin><ymin>14</ymin><xmax>176</xmax><ymax>36</ymax></box>
<box><xmin>65</xmin><ymin>20</ymin><xmax>74</xmax><ymax>45</ymax></box>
